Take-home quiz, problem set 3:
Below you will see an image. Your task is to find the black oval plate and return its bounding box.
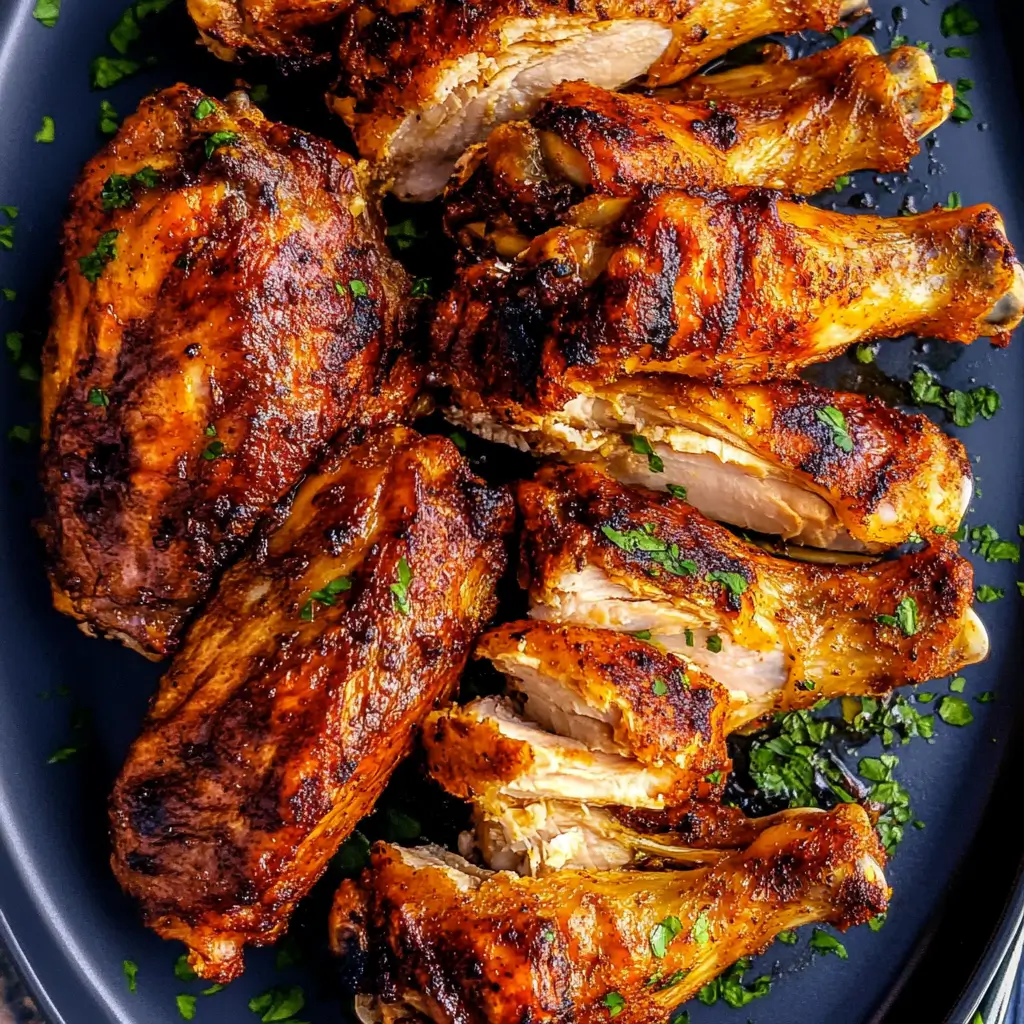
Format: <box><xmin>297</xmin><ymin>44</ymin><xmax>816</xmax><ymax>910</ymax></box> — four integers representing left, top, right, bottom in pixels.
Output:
<box><xmin>2</xmin><ymin>1</ymin><xmax>1024</xmax><ymax>1022</ymax></box>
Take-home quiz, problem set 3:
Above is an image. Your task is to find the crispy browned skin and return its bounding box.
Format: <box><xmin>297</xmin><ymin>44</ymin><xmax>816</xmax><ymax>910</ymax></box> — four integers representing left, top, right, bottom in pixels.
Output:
<box><xmin>39</xmin><ymin>86</ymin><xmax>417</xmax><ymax>659</ymax></box>
<box><xmin>519</xmin><ymin>463</ymin><xmax>984</xmax><ymax>722</ymax></box>
<box><xmin>445</xmin><ymin>41</ymin><xmax>953</xmax><ymax>246</ymax></box>
<box><xmin>435</xmin><ymin>187</ymin><xmax>1023</xmax><ymax>394</ymax></box>
<box><xmin>188</xmin><ymin>0</ymin><xmax>348</xmax><ymax>59</ymax></box>
<box><xmin>330</xmin><ymin>804</ymin><xmax>888</xmax><ymax>1024</ymax></box>
<box><xmin>432</xmin><ymin>369</ymin><xmax>974</xmax><ymax>553</ymax></box>
<box><xmin>328</xmin><ymin>0</ymin><xmax>856</xmax><ymax>196</ymax></box>
<box><xmin>108</xmin><ymin>426</ymin><xmax>514</xmax><ymax>982</ymax></box>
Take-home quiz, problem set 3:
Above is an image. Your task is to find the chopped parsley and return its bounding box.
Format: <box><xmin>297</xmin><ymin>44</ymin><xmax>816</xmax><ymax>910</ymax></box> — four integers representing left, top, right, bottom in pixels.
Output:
<box><xmin>854</xmin><ymin>343</ymin><xmax>875</xmax><ymax>364</ymax></box>
<box><xmin>100</xmin><ymin>168</ymin><xmax>159</xmax><ymax>210</ymax></box>
<box><xmin>349</xmin><ymin>279</ymin><xmax>369</xmax><ymax>297</ymax></box>
<box><xmin>697</xmin><ymin>958</ymin><xmax>771</xmax><ymax>1008</ymax></box>
<box><xmin>1</xmin><ymin>206</ymin><xmax>17</xmax><ymax>250</ymax></box>
<box><xmin>631</xmin><ymin>629</ymin><xmax>652</xmax><ymax>640</ymax></box>
<box><xmin>410</xmin><ymin>276</ymin><xmax>432</xmax><ymax>297</ymax></box>
<box><xmin>248</xmin><ymin>985</ymin><xmax>305</xmax><ymax>1021</ymax></box>
<box><xmin>945</xmin><ymin>45</ymin><xmax>971</xmax><ymax>57</ymax></box>
<box><xmin>809</xmin><ymin>929</ymin><xmax>848</xmax><ymax>960</ymax></box>
<box><xmin>969</xmin><ymin>524</ymin><xmax>1019</xmax><ymax>563</ymax></box>
<box><xmin>815</xmin><ymin>405</ymin><xmax>854</xmax><ymax>453</ymax></box>
<box><xmin>666</xmin><ymin>483</ymin><xmax>687</xmax><ymax>500</ymax></box>
<box><xmin>123</xmin><ymin>959</ymin><xmax>139</xmax><ymax>993</ymax></box>
<box><xmin>938</xmin><ymin>695</ymin><xmax>974</xmax><ymax>726</ymax></box>
<box><xmin>705</xmin><ymin>570</ymin><xmax>747</xmax><ymax>598</ymax></box>
<box><xmin>949</xmin><ymin>676</ymin><xmax>966</xmax><ymax>693</ymax></box>
<box><xmin>8</xmin><ymin>424</ymin><xmax>35</xmax><ymax>444</ymax></box>
<box><xmin>908</xmin><ymin>368</ymin><xmax>1000</xmax><ymax>427</ymax></box>
<box><xmin>649</xmin><ymin>915</ymin><xmax>683</xmax><ymax>958</ymax></box>
<box><xmin>690</xmin><ymin>910</ymin><xmax>710</xmax><ymax>946</ymax></box>
<box><xmin>90</xmin><ymin>55</ymin><xmax>141</xmax><ymax>89</ymax></box>
<box><xmin>651</xmin><ymin>678</ymin><xmax>669</xmax><ymax>697</ymax></box>
<box><xmin>705</xmin><ymin>770</ymin><xmax>722</xmax><ymax>785</ymax></box>
<box><xmin>976</xmin><ymin>585</ymin><xmax>1003</xmax><ymax>603</ymax></box>
<box><xmin>201</xmin><ymin>439</ymin><xmax>225</xmax><ymax>461</ymax></box>
<box><xmin>599</xmin><ymin>522</ymin><xmax>696</xmax><ymax>577</ymax></box>
<box><xmin>952</xmin><ymin>77</ymin><xmax>974</xmax><ymax>123</ymax></box>
<box><xmin>299</xmin><ymin>576</ymin><xmax>352</xmax><ymax>621</ymax></box>
<box><xmin>387</xmin><ymin>219</ymin><xmax>427</xmax><ymax>251</ymax></box>
<box><xmin>833</xmin><ymin>174</ymin><xmax>852</xmax><ymax>193</ymax></box>
<box><xmin>204</xmin><ymin>131</ymin><xmax>239</xmax><ymax>159</ymax></box>
<box><xmin>684</xmin><ymin>628</ymin><xmax>694</xmax><ymax>646</ymax></box>
<box><xmin>109</xmin><ymin>0</ymin><xmax>175</xmax><ymax>54</ymax></box>
<box><xmin>705</xmin><ymin>634</ymin><xmax>722</xmax><ymax>653</ymax></box>
<box><xmin>777</xmin><ymin>930</ymin><xmax>798</xmax><ymax>945</ymax></box>
<box><xmin>47</xmin><ymin>745</ymin><xmax>79</xmax><ymax>763</ymax></box>
<box><xmin>602</xmin><ymin>992</ymin><xmax>625</xmax><ymax>1018</ymax></box>
<box><xmin>249</xmin><ymin>84</ymin><xmax>270</xmax><ymax>103</ymax></box>
<box><xmin>176</xmin><ymin>994</ymin><xmax>196</xmax><ymax>1020</ymax></box>
<box><xmin>390</xmin><ymin>556</ymin><xmax>413</xmax><ymax>615</ymax></box>
<box><xmin>98</xmin><ymin>100</ymin><xmax>120</xmax><ymax>135</ymax></box>
<box><xmin>977</xmin><ymin>691</ymin><xmax>996</xmax><ymax>703</ymax></box>
<box><xmin>629</xmin><ymin>434</ymin><xmax>664</xmax><ymax>473</ymax></box>
<box><xmin>78</xmin><ymin>230</ymin><xmax>119</xmax><ymax>283</ymax></box>
<box><xmin>2</xmin><ymin>288</ymin><xmax>15</xmax><ymax>302</ymax></box>
<box><xmin>193</xmin><ymin>98</ymin><xmax>217</xmax><ymax>121</ymax></box>
<box><xmin>174</xmin><ymin>954</ymin><xmax>197</xmax><ymax>982</ymax></box>
<box><xmin>333</xmin><ymin>830</ymin><xmax>371</xmax><ymax>874</ymax></box>
<box><xmin>32</xmin><ymin>0</ymin><xmax>61</xmax><ymax>27</ymax></box>
<box><xmin>35</xmin><ymin>115</ymin><xmax>56</xmax><ymax>143</ymax></box>
<box><xmin>449</xmin><ymin>430</ymin><xmax>467</xmax><ymax>451</ymax></box>
<box><xmin>941</xmin><ymin>3</ymin><xmax>980</xmax><ymax>37</ymax></box>
<box><xmin>876</xmin><ymin>596</ymin><xmax>919</xmax><ymax>637</ymax></box>
<box><xmin>945</xmin><ymin>191</ymin><xmax>962</xmax><ymax>211</ymax></box>
<box><xmin>6</xmin><ymin>331</ymin><xmax>23</xmax><ymax>362</ymax></box>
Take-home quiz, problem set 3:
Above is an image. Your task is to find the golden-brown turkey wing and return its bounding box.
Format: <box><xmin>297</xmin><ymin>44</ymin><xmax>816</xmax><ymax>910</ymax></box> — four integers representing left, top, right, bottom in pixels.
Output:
<box><xmin>519</xmin><ymin>464</ymin><xmax>986</xmax><ymax>726</ymax></box>
<box><xmin>329</xmin><ymin>0</ymin><xmax>864</xmax><ymax>199</ymax></box>
<box><xmin>108</xmin><ymin>426</ymin><xmax>514</xmax><ymax>982</ymax></box>
<box><xmin>434</xmin><ymin>187</ymin><xmax>1023</xmax><ymax>394</ymax></box>
<box><xmin>330</xmin><ymin>804</ymin><xmax>888</xmax><ymax>1024</ymax></box>
<box><xmin>433</xmin><ymin>371</ymin><xmax>973</xmax><ymax>554</ymax></box>
<box><xmin>445</xmin><ymin>40</ymin><xmax>952</xmax><ymax>245</ymax></box>
<box><xmin>39</xmin><ymin>85</ymin><xmax>416</xmax><ymax>659</ymax></box>
<box><xmin>188</xmin><ymin>0</ymin><xmax>348</xmax><ymax>59</ymax></box>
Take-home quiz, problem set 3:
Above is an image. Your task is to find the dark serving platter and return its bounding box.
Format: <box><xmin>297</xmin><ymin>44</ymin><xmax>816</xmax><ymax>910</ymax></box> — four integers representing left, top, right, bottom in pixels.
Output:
<box><xmin>3</xmin><ymin>0</ymin><xmax>1024</xmax><ymax>1021</ymax></box>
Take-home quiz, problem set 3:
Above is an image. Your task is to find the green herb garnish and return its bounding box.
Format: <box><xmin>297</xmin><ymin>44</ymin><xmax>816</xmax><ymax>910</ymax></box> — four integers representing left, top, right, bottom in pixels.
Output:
<box><xmin>602</xmin><ymin>992</ymin><xmax>625</xmax><ymax>1018</ymax></box>
<box><xmin>651</xmin><ymin>678</ymin><xmax>668</xmax><ymax>697</ymax></box>
<box><xmin>32</xmin><ymin>0</ymin><xmax>61</xmax><ymax>27</ymax></box>
<box><xmin>976</xmin><ymin>585</ymin><xmax>1003</xmax><ymax>603</ymax></box>
<box><xmin>665</xmin><ymin>483</ymin><xmax>687</xmax><ymax>500</ymax></box>
<box><xmin>193</xmin><ymin>98</ymin><xmax>217</xmax><ymax>121</ymax></box>
<box><xmin>90</xmin><ymin>55</ymin><xmax>141</xmax><ymax>89</ymax></box>
<box><xmin>78</xmin><ymin>229</ymin><xmax>119</xmax><ymax>282</ymax></box>
<box><xmin>35</xmin><ymin>115</ymin><xmax>56</xmax><ymax>143</ymax></box>
<box><xmin>629</xmin><ymin>434</ymin><xmax>664</xmax><ymax>474</ymax></box>
<box><xmin>809</xmin><ymin>929</ymin><xmax>848</xmax><ymax>960</ymax></box>
<box><xmin>649</xmin><ymin>915</ymin><xmax>683</xmax><ymax>958</ymax></box>
<box><xmin>248</xmin><ymin>985</ymin><xmax>305</xmax><ymax>1022</ymax></box>
<box><xmin>123</xmin><ymin>959</ymin><xmax>139</xmax><ymax>993</ymax></box>
<box><xmin>600</xmin><ymin>522</ymin><xmax>696</xmax><ymax>577</ymax></box>
<box><xmin>176</xmin><ymin>994</ymin><xmax>196</xmax><ymax>1020</ymax></box>
<box><xmin>938</xmin><ymin>695</ymin><xmax>974</xmax><ymax>726</ymax></box>
<box><xmin>941</xmin><ymin>3</ymin><xmax>980</xmax><ymax>37</ymax></box>
<box><xmin>875</xmin><ymin>596</ymin><xmax>919</xmax><ymax>637</ymax></box>
<box><xmin>299</xmin><ymin>576</ymin><xmax>352</xmax><ymax>620</ymax></box>
<box><xmin>98</xmin><ymin>100</ymin><xmax>120</xmax><ymax>135</ymax></box>
<box><xmin>705</xmin><ymin>634</ymin><xmax>722</xmax><ymax>653</ymax></box>
<box><xmin>705</xmin><ymin>570</ymin><xmax>748</xmax><ymax>598</ymax></box>
<box><xmin>390</xmin><ymin>556</ymin><xmax>413</xmax><ymax>615</ymax></box>
<box><xmin>815</xmin><ymin>405</ymin><xmax>854</xmax><ymax>453</ymax></box>
<box><xmin>204</xmin><ymin>131</ymin><xmax>239</xmax><ymax>159</ymax></box>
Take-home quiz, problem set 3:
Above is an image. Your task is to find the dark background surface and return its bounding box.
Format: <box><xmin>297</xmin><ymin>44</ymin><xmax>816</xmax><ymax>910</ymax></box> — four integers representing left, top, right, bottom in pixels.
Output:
<box><xmin>3</xmin><ymin>0</ymin><xmax>1024</xmax><ymax>1022</ymax></box>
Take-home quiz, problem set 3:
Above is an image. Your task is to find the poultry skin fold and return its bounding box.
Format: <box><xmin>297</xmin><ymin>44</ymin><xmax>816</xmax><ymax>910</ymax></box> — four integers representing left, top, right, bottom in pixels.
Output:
<box><xmin>328</xmin><ymin>0</ymin><xmax>866</xmax><ymax>199</ymax></box>
<box><xmin>39</xmin><ymin>85</ymin><xmax>416</xmax><ymax>659</ymax></box>
<box><xmin>434</xmin><ymin>188</ymin><xmax>1024</xmax><ymax>394</ymax></box>
<box><xmin>330</xmin><ymin>804</ymin><xmax>888</xmax><ymax>1024</ymax></box>
<box><xmin>424</xmin><ymin>621</ymin><xmax>731</xmax><ymax>813</ymax></box>
<box><xmin>431</xmin><ymin>372</ymin><xmax>973</xmax><ymax>553</ymax></box>
<box><xmin>109</xmin><ymin>425</ymin><xmax>514</xmax><ymax>982</ymax></box>
<box><xmin>519</xmin><ymin>464</ymin><xmax>987</xmax><ymax>723</ymax></box>
<box><xmin>445</xmin><ymin>40</ymin><xmax>952</xmax><ymax>247</ymax></box>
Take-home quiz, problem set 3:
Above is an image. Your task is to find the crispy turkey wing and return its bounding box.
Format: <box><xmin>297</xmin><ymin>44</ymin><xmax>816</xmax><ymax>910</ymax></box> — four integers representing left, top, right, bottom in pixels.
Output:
<box><xmin>109</xmin><ymin>425</ymin><xmax>514</xmax><ymax>982</ymax></box>
<box><xmin>40</xmin><ymin>85</ymin><xmax>416</xmax><ymax>659</ymax></box>
<box><xmin>434</xmin><ymin>187</ymin><xmax>1024</xmax><ymax>394</ymax></box>
<box><xmin>330</xmin><ymin>804</ymin><xmax>888</xmax><ymax>1024</ymax></box>
<box><xmin>445</xmin><ymin>40</ymin><xmax>952</xmax><ymax>246</ymax></box>
<box><xmin>519</xmin><ymin>464</ymin><xmax>986</xmax><ymax>725</ymax></box>
<box><xmin>328</xmin><ymin>0</ymin><xmax>864</xmax><ymax>199</ymax></box>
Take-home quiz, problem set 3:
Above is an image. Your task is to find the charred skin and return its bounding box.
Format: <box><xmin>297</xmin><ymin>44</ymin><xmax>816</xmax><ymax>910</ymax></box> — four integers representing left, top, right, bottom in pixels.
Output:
<box><xmin>328</xmin><ymin>0</ymin><xmax>857</xmax><ymax>198</ymax></box>
<box><xmin>109</xmin><ymin>426</ymin><xmax>514</xmax><ymax>982</ymax></box>
<box><xmin>431</xmin><ymin>371</ymin><xmax>973</xmax><ymax>554</ymax></box>
<box><xmin>518</xmin><ymin>463</ymin><xmax>983</xmax><ymax>722</ymax></box>
<box><xmin>331</xmin><ymin>805</ymin><xmax>888</xmax><ymax>1024</ymax></box>
<box><xmin>39</xmin><ymin>85</ymin><xmax>417</xmax><ymax>659</ymax></box>
<box><xmin>434</xmin><ymin>187</ymin><xmax>1023</xmax><ymax>395</ymax></box>
<box><xmin>445</xmin><ymin>41</ymin><xmax>953</xmax><ymax>246</ymax></box>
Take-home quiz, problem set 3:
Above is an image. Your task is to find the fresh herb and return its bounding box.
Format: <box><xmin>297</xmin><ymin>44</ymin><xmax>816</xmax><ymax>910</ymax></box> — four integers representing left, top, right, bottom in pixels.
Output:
<box><xmin>248</xmin><ymin>985</ymin><xmax>306</xmax><ymax>1022</ymax></box>
<box><xmin>690</xmin><ymin>910</ymin><xmax>710</xmax><ymax>946</ymax></box>
<box><xmin>875</xmin><ymin>596</ymin><xmax>919</xmax><ymax>637</ymax></box>
<box><xmin>815</xmin><ymin>405</ymin><xmax>854</xmax><ymax>453</ymax></box>
<box><xmin>35</xmin><ymin>115</ymin><xmax>56</xmax><ymax>143</ymax></box>
<box><xmin>777</xmin><ymin>930</ymin><xmax>798</xmax><ymax>945</ymax></box>
<box><xmin>390</xmin><ymin>556</ymin><xmax>413</xmax><ymax>615</ymax></box>
<box><xmin>174</xmin><ymin>954</ymin><xmax>197</xmax><ymax>982</ymax></box>
<box><xmin>952</xmin><ymin>77</ymin><xmax>974</xmax><ymax>123</ymax></box>
<box><xmin>333</xmin><ymin>831</ymin><xmax>371</xmax><ymax>874</ymax></box>
<box><xmin>7</xmin><ymin>425</ymin><xmax>35</xmax><ymax>444</ymax></box>
<box><xmin>78</xmin><ymin>229</ymin><xmax>119</xmax><ymax>282</ymax></box>
<box><xmin>705</xmin><ymin>770</ymin><xmax>723</xmax><ymax>785</ymax></box>
<box><xmin>1</xmin><ymin>289</ymin><xmax>15</xmax><ymax>302</ymax></box>
<box><xmin>193</xmin><ymin>98</ymin><xmax>217</xmax><ymax>121</ymax></box>
<box><xmin>543</xmin><ymin>929</ymin><xmax>556</xmax><ymax>943</ymax></box>
<box><xmin>649</xmin><ymin>915</ymin><xmax>683</xmax><ymax>958</ymax></box>
<box><xmin>6</xmin><ymin>331</ymin><xmax>23</xmax><ymax>362</ymax></box>
<box><xmin>652</xmin><ymin>678</ymin><xmax>669</xmax><ymax>697</ymax></box>
<box><xmin>869</xmin><ymin>914</ymin><xmax>887</xmax><ymax>932</ymax></box>
<box><xmin>19</xmin><ymin>363</ymin><xmax>40</xmax><ymax>382</ymax></box>
<box><xmin>205</xmin><ymin>131</ymin><xmax>239</xmax><ymax>159</ymax></box>
<box><xmin>123</xmin><ymin>959</ymin><xmax>139</xmax><ymax>993</ymax></box>
<box><xmin>201</xmin><ymin>439</ymin><xmax>225</xmax><ymax>461</ymax></box>
<box><xmin>854</xmin><ymin>343</ymin><xmax>875</xmax><ymax>364</ymax></box>
<box><xmin>602</xmin><ymin>992</ymin><xmax>626</xmax><ymax>1018</ymax></box>
<box><xmin>449</xmin><ymin>430</ymin><xmax>467</xmax><ymax>451</ymax></box>
<box><xmin>0</xmin><ymin>207</ymin><xmax>14</xmax><ymax>251</ymax></box>
<box><xmin>349</xmin><ymin>279</ymin><xmax>369</xmax><ymax>297</ymax></box>
<box><xmin>938</xmin><ymin>695</ymin><xmax>974</xmax><ymax>727</ymax></box>
<box><xmin>202</xmin><ymin>983</ymin><xmax>226</xmax><ymax>996</ymax></box>
<box><xmin>629</xmin><ymin>434</ymin><xmax>664</xmax><ymax>473</ymax></box>
<box><xmin>976</xmin><ymin>585</ymin><xmax>1004</xmax><ymax>602</ymax></box>
<box><xmin>796</xmin><ymin>678</ymin><xmax>817</xmax><ymax>691</ymax></box>
<box><xmin>631</xmin><ymin>629</ymin><xmax>652</xmax><ymax>640</ymax></box>
<box><xmin>99</xmin><ymin>168</ymin><xmax>158</xmax><ymax>210</ymax></box>
<box><xmin>941</xmin><ymin>3</ymin><xmax>980</xmax><ymax>37</ymax></box>
<box><xmin>945</xmin><ymin>191</ymin><xmax>962</xmax><ymax>210</ymax></box>
<box><xmin>600</xmin><ymin>522</ymin><xmax>696</xmax><ymax>577</ymax></box>
<box><xmin>666</xmin><ymin>483</ymin><xmax>687</xmax><ymax>500</ymax></box>
<box><xmin>32</xmin><ymin>0</ymin><xmax>61</xmax><ymax>27</ymax></box>
<box><xmin>809</xmin><ymin>929</ymin><xmax>848</xmax><ymax>960</ymax></box>
<box><xmin>98</xmin><ymin>100</ymin><xmax>120</xmax><ymax>135</ymax></box>
<box><xmin>684</xmin><ymin>628</ymin><xmax>694</xmax><ymax>647</ymax></box>
<box><xmin>109</xmin><ymin>0</ymin><xmax>175</xmax><ymax>54</ymax></box>
<box><xmin>950</xmin><ymin>676</ymin><xmax>966</xmax><ymax>693</ymax></box>
<box><xmin>176</xmin><ymin>994</ymin><xmax>197</xmax><ymax>1020</ymax></box>
<box><xmin>831</xmin><ymin>26</ymin><xmax>849</xmax><ymax>41</ymax></box>
<box><xmin>833</xmin><ymin>174</ymin><xmax>852</xmax><ymax>193</ymax></box>
<box><xmin>383</xmin><ymin>807</ymin><xmax>421</xmax><ymax>842</ymax></box>
<box><xmin>410</xmin><ymin>277</ymin><xmax>431</xmax><ymax>297</ymax></box>
<box><xmin>977</xmin><ymin>691</ymin><xmax>996</xmax><ymax>703</ymax></box>
<box><xmin>299</xmin><ymin>576</ymin><xmax>352</xmax><ymax>620</ymax></box>
<box><xmin>945</xmin><ymin>45</ymin><xmax>971</xmax><ymax>57</ymax></box>
<box><xmin>249</xmin><ymin>84</ymin><xmax>270</xmax><ymax>103</ymax></box>
<box><xmin>908</xmin><ymin>368</ymin><xmax>1000</xmax><ymax>426</ymax></box>
<box><xmin>387</xmin><ymin>219</ymin><xmax>427</xmax><ymax>251</ymax></box>
<box><xmin>706</xmin><ymin>634</ymin><xmax>722</xmax><ymax>653</ymax></box>
<box><xmin>90</xmin><ymin>55</ymin><xmax>141</xmax><ymax>89</ymax></box>
<box><xmin>697</xmin><ymin>958</ymin><xmax>772</xmax><ymax>1008</ymax></box>
<box><xmin>705</xmin><ymin>570</ymin><xmax>748</xmax><ymax>598</ymax></box>
<box><xmin>969</xmin><ymin>524</ymin><xmax>1019</xmax><ymax>563</ymax></box>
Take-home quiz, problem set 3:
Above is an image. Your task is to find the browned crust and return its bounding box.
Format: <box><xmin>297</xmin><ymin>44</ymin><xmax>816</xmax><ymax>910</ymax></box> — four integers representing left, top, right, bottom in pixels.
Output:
<box><xmin>108</xmin><ymin>426</ymin><xmax>514</xmax><ymax>981</ymax></box>
<box><xmin>330</xmin><ymin>804</ymin><xmax>888</xmax><ymax>1024</ymax></box>
<box><xmin>39</xmin><ymin>85</ymin><xmax>418</xmax><ymax>658</ymax></box>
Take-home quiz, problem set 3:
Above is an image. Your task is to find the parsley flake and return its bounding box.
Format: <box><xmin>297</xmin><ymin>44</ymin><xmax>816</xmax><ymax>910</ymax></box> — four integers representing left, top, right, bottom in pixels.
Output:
<box><xmin>349</xmin><ymin>279</ymin><xmax>369</xmax><ymax>297</ymax></box>
<box><xmin>629</xmin><ymin>433</ymin><xmax>664</xmax><ymax>473</ymax></box>
<box><xmin>90</xmin><ymin>55</ymin><xmax>141</xmax><ymax>89</ymax></box>
<box><xmin>875</xmin><ymin>596</ymin><xmax>919</xmax><ymax>637</ymax></box>
<box><xmin>938</xmin><ymin>695</ymin><xmax>974</xmax><ymax>726</ymax></box>
<box><xmin>32</xmin><ymin>0</ymin><xmax>61</xmax><ymax>27</ymax></box>
<box><xmin>299</xmin><ymin>576</ymin><xmax>352</xmax><ymax>620</ymax></box>
<box><xmin>78</xmin><ymin>230</ymin><xmax>119</xmax><ymax>283</ymax></box>
<box><xmin>602</xmin><ymin>992</ymin><xmax>625</xmax><ymax>1018</ymax></box>
<box><xmin>410</xmin><ymin>277</ymin><xmax>432</xmax><ymax>298</ymax></box>
<box><xmin>98</xmin><ymin>100</ymin><xmax>120</xmax><ymax>135</ymax></box>
<box><xmin>600</xmin><ymin>522</ymin><xmax>697</xmax><ymax>577</ymax></box>
<box><xmin>204</xmin><ymin>131</ymin><xmax>239</xmax><ymax>159</ymax></box>
<box><xmin>193</xmin><ymin>98</ymin><xmax>217</xmax><ymax>121</ymax></box>
<box><xmin>176</xmin><ymin>994</ymin><xmax>197</xmax><ymax>1020</ymax></box>
<box><xmin>976</xmin><ymin>584</ymin><xmax>1004</xmax><ymax>603</ymax></box>
<box><xmin>390</xmin><ymin>556</ymin><xmax>413</xmax><ymax>615</ymax></box>
<box><xmin>691</xmin><ymin>909</ymin><xmax>710</xmax><ymax>946</ymax></box>
<box><xmin>666</xmin><ymin>483</ymin><xmax>687</xmax><ymax>500</ymax></box>
<box><xmin>705</xmin><ymin>570</ymin><xmax>748</xmax><ymax>598</ymax></box>
<box><xmin>248</xmin><ymin>985</ymin><xmax>305</xmax><ymax>1022</ymax></box>
<box><xmin>651</xmin><ymin>678</ymin><xmax>668</xmax><ymax>697</ymax></box>
<box><xmin>706</xmin><ymin>634</ymin><xmax>723</xmax><ymax>653</ymax></box>
<box><xmin>809</xmin><ymin>929</ymin><xmax>848</xmax><ymax>960</ymax></box>
<box><xmin>123</xmin><ymin>959</ymin><xmax>139</xmax><ymax>993</ymax></box>
<box><xmin>201</xmin><ymin>439</ymin><xmax>225</xmax><ymax>461</ymax></box>
<box><xmin>649</xmin><ymin>915</ymin><xmax>683</xmax><ymax>958</ymax></box>
<box><xmin>35</xmin><ymin>115</ymin><xmax>56</xmax><ymax>143</ymax></box>
<box><xmin>815</xmin><ymin>405</ymin><xmax>854</xmax><ymax>453</ymax></box>
<box><xmin>941</xmin><ymin>3</ymin><xmax>980</xmax><ymax>37</ymax></box>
